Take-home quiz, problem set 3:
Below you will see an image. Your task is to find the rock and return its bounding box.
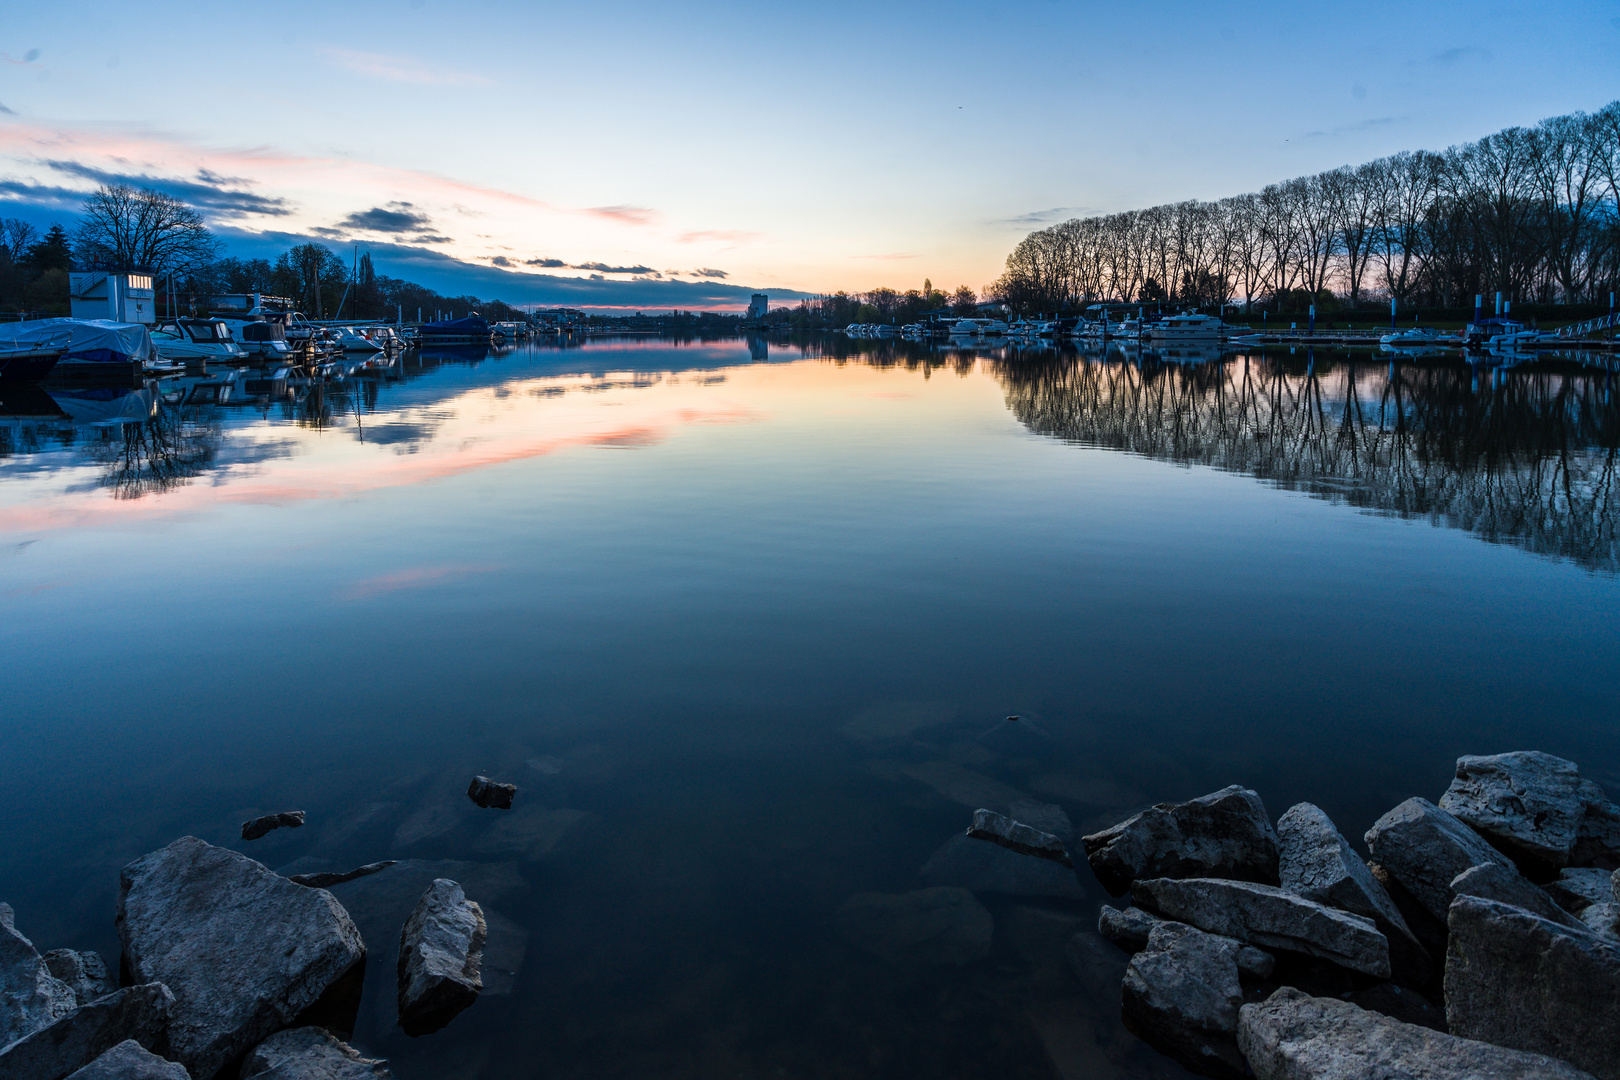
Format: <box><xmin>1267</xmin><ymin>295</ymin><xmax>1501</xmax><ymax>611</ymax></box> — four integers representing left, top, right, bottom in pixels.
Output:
<box><xmin>1446</xmin><ymin>893</ymin><xmax>1620</xmax><ymax>1080</ymax></box>
<box><xmin>1121</xmin><ymin>922</ymin><xmax>1247</xmax><ymax>1079</ymax></box>
<box><xmin>288</xmin><ymin>863</ymin><xmax>397</xmax><ymax>890</ymax></box>
<box><xmin>1098</xmin><ymin>904</ymin><xmax>1163</xmax><ymax>951</ymax></box>
<box><xmin>1131</xmin><ymin>877</ymin><xmax>1389</xmax><ymax>978</ymax></box>
<box><xmin>1439</xmin><ymin>752</ymin><xmax>1592</xmax><ymax>868</ymax></box>
<box><xmin>239</xmin><ymin>1027</ymin><xmax>391</xmax><ymax>1078</ymax></box>
<box><xmin>65</xmin><ymin>1040</ymin><xmax>189</xmax><ymax>1079</ymax></box>
<box><xmin>1278</xmin><ymin>802</ymin><xmax>1416</xmax><ymax>942</ymax></box>
<box><xmin>42</xmin><ymin>952</ymin><xmax>118</xmax><ymax>1007</ymax></box>
<box><xmin>63</xmin><ymin>1040</ymin><xmax>187</xmax><ymax>1080</ymax></box>
<box><xmin>919</xmin><ymin>833</ymin><xmax>1085</xmax><ymax>899</ymax></box>
<box><xmin>0</xmin><ymin>983</ymin><xmax>173</xmax><ymax>1080</ymax></box>
<box><xmin>1449</xmin><ymin>863</ymin><xmax>1583</xmax><ymax>928</ymax></box>
<box><xmin>1573</xmin><ymin>784</ymin><xmax>1620</xmax><ymax>869</ymax></box>
<box><xmin>465</xmin><ymin>777</ymin><xmax>514</xmax><ymax>810</ymax></box>
<box><xmin>1544</xmin><ymin>868</ymin><xmax>1615</xmax><ymax>913</ymax></box>
<box><xmin>965</xmin><ymin>808</ymin><xmax>1072</xmax><ymax>866</ymax></box>
<box><xmin>1239</xmin><ymin>985</ymin><xmax>1597</xmax><ymax>1080</ymax></box>
<box><xmin>1579</xmin><ymin>901</ymin><xmax>1619</xmax><ymax>940</ymax></box>
<box><xmin>116</xmin><ymin>837</ymin><xmax>366</xmax><ymax>1080</ymax></box>
<box><xmin>1081</xmin><ymin>785</ymin><xmax>1280</xmax><ymax>896</ymax></box>
<box><xmin>0</xmin><ymin>904</ymin><xmax>78</xmax><ymax>1046</ymax></box>
<box><xmin>239</xmin><ymin>812</ymin><xmax>304</xmax><ymax>843</ymax></box>
<box><xmin>1364</xmin><ymin>798</ymin><xmax>1514</xmax><ymax>923</ymax></box>
<box><xmin>835</xmin><ymin>887</ymin><xmax>993</xmax><ymax>966</ymax></box>
<box><xmin>396</xmin><ymin>880</ymin><xmax>484</xmax><ymax>1038</ymax></box>
<box><xmin>1007</xmin><ymin>799</ymin><xmax>1074</xmax><ymax>843</ymax></box>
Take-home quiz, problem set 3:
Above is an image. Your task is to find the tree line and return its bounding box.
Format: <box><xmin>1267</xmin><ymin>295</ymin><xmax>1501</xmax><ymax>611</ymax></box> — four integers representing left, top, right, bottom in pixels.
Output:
<box><xmin>992</xmin><ymin>101</ymin><xmax>1620</xmax><ymax>316</ymax></box>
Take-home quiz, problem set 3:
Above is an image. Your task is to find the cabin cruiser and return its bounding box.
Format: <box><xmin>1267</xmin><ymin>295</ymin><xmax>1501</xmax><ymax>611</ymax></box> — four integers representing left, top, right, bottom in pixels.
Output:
<box><xmin>328</xmin><ymin>325</ymin><xmax>386</xmax><ymax>354</ymax></box>
<box><xmin>0</xmin><ymin>323</ymin><xmax>75</xmax><ymax>381</ymax></box>
<box><xmin>1380</xmin><ymin>327</ymin><xmax>1452</xmax><ymax>348</ymax></box>
<box><xmin>150</xmin><ymin>319</ymin><xmax>247</xmax><ymax>364</ymax></box>
<box><xmin>1145</xmin><ymin>312</ymin><xmax>1235</xmax><ymax>343</ymax></box>
<box><xmin>950</xmin><ymin>318</ymin><xmax>1008</xmax><ymax>336</ymax></box>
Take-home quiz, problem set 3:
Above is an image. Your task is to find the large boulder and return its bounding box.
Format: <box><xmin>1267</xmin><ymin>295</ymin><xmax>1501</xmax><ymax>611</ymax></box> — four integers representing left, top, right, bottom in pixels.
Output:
<box><xmin>239</xmin><ymin>1027</ymin><xmax>391</xmax><ymax>1079</ymax></box>
<box><xmin>1364</xmin><ymin>798</ymin><xmax>1514</xmax><ymax>923</ymax></box>
<box><xmin>396</xmin><ymin>880</ymin><xmax>484</xmax><ymax>1038</ymax></box>
<box><xmin>1239</xmin><ymin>986</ymin><xmax>1597</xmax><ymax>1080</ymax></box>
<box><xmin>1121</xmin><ymin>922</ymin><xmax>1246</xmax><ymax>1079</ymax></box>
<box><xmin>919</xmin><ymin>833</ymin><xmax>1085</xmax><ymax>900</ymax></box>
<box><xmin>1544</xmin><ymin>868</ymin><xmax>1615</xmax><ymax>913</ymax></box>
<box><xmin>1445</xmin><ymin>894</ymin><xmax>1620</xmax><ymax>1080</ymax></box>
<box><xmin>65</xmin><ymin>1040</ymin><xmax>189</xmax><ymax>1079</ymax></box>
<box><xmin>1082</xmin><ymin>786</ymin><xmax>1279</xmax><ymax>896</ymax></box>
<box><xmin>1439</xmin><ymin>752</ymin><xmax>1594</xmax><ymax>868</ymax></box>
<box><xmin>836</xmin><ymin>887</ymin><xmax>993</xmax><ymax>966</ymax></box>
<box><xmin>0</xmin><ymin>903</ymin><xmax>77</xmax><ymax>1047</ymax></box>
<box><xmin>41</xmin><ymin>952</ymin><xmax>118</xmax><ymax>1008</ymax></box>
<box><xmin>1449</xmin><ymin>863</ymin><xmax>1582</xmax><ymax>928</ymax></box>
<box><xmin>116</xmin><ymin>838</ymin><xmax>366</xmax><ymax>1080</ymax></box>
<box><xmin>1574</xmin><ymin>787</ymin><xmax>1620</xmax><ymax>869</ymax></box>
<box><xmin>1098</xmin><ymin>907</ymin><xmax>1273</xmax><ymax>977</ymax></box>
<box><xmin>1131</xmin><ymin>877</ymin><xmax>1389</xmax><ymax>978</ymax></box>
<box><xmin>0</xmin><ymin>983</ymin><xmax>173</xmax><ymax>1080</ymax></box>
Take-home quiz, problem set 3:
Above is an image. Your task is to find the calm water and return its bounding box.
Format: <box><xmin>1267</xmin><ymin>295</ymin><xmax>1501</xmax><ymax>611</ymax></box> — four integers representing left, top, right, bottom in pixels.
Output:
<box><xmin>3</xmin><ymin>334</ymin><xmax>1619</xmax><ymax>1079</ymax></box>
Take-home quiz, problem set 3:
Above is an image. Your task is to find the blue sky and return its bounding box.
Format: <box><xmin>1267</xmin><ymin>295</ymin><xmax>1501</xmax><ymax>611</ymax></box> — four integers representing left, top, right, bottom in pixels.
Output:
<box><xmin>2</xmin><ymin>0</ymin><xmax>1617</xmax><ymax>310</ymax></box>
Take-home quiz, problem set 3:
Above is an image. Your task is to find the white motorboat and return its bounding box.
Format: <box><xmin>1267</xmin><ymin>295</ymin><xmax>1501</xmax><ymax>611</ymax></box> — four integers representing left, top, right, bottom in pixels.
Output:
<box><xmin>950</xmin><ymin>318</ymin><xmax>1008</xmax><ymax>336</ymax></box>
<box><xmin>1380</xmin><ymin>327</ymin><xmax>1451</xmax><ymax>348</ymax></box>
<box><xmin>149</xmin><ymin>319</ymin><xmax>247</xmax><ymax>364</ymax></box>
<box><xmin>1145</xmin><ymin>313</ymin><xmax>1234</xmax><ymax>343</ymax></box>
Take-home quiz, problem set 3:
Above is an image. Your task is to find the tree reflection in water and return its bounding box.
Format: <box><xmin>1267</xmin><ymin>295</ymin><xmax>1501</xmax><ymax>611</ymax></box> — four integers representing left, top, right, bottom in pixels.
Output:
<box><xmin>997</xmin><ymin>353</ymin><xmax>1620</xmax><ymax>572</ymax></box>
<box><xmin>81</xmin><ymin>404</ymin><xmax>222</xmax><ymax>499</ymax></box>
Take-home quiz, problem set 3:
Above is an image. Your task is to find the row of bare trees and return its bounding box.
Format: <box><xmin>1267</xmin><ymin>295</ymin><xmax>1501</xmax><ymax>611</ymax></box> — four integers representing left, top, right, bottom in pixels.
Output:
<box><xmin>994</xmin><ymin>102</ymin><xmax>1620</xmax><ymax>315</ymax></box>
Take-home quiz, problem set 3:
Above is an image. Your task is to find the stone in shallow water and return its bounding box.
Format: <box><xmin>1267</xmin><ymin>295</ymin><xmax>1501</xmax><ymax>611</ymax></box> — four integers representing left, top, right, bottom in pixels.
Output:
<box><xmin>1082</xmin><ymin>785</ymin><xmax>1280</xmax><ymax>896</ymax></box>
<box><xmin>0</xmin><ymin>903</ymin><xmax>78</xmax><ymax>1047</ymax></box>
<box><xmin>1364</xmin><ymin>797</ymin><xmax>1514</xmax><ymax>923</ymax></box>
<box><xmin>836</xmin><ymin>887</ymin><xmax>993</xmax><ymax>966</ymax></box>
<box><xmin>0</xmin><ymin>982</ymin><xmax>174</xmax><ymax>1080</ymax></box>
<box><xmin>1121</xmin><ymin>922</ymin><xmax>1247</xmax><ymax>1079</ymax></box>
<box><xmin>116</xmin><ymin>837</ymin><xmax>366</xmax><ymax>1080</ymax></box>
<box><xmin>64</xmin><ymin>1040</ymin><xmax>188</xmax><ymax>1080</ymax></box>
<box><xmin>240</xmin><ymin>811</ymin><xmax>304</xmax><ymax>842</ymax></box>
<box><xmin>465</xmin><ymin>777</ymin><xmax>515</xmax><ymax>810</ymax></box>
<box><xmin>239</xmin><ymin>1027</ymin><xmax>391</xmax><ymax>1078</ymax></box>
<box><xmin>396</xmin><ymin>880</ymin><xmax>484</xmax><ymax>1038</ymax></box>
<box><xmin>288</xmin><ymin>863</ymin><xmax>397</xmax><ymax>889</ymax></box>
<box><xmin>1445</xmin><ymin>893</ymin><xmax>1620</xmax><ymax>1080</ymax></box>
<box><xmin>1239</xmin><ymin>986</ymin><xmax>1596</xmax><ymax>1080</ymax></box>
<box><xmin>920</xmin><ymin>833</ymin><xmax>1085</xmax><ymax>899</ymax></box>
<box><xmin>1098</xmin><ymin>904</ymin><xmax>1164</xmax><ymax>952</ymax></box>
<box><xmin>965</xmin><ymin>808</ymin><xmax>1072</xmax><ymax>865</ymax></box>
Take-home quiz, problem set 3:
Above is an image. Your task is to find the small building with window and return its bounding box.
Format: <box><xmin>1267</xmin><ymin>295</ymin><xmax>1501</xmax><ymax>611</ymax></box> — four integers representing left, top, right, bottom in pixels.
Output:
<box><xmin>68</xmin><ymin>272</ymin><xmax>156</xmax><ymax>324</ymax></box>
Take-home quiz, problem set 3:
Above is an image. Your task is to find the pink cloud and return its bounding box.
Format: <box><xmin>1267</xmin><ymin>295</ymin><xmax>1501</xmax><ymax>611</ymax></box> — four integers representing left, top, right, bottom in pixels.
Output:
<box><xmin>678</xmin><ymin>229</ymin><xmax>763</xmax><ymax>245</ymax></box>
<box><xmin>586</xmin><ymin>205</ymin><xmax>658</xmax><ymax>226</ymax></box>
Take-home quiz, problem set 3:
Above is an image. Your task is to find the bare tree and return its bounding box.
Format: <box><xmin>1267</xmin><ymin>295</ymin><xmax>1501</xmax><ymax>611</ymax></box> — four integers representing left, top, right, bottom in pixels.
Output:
<box><xmin>0</xmin><ymin>218</ymin><xmax>38</xmax><ymax>263</ymax></box>
<box><xmin>74</xmin><ymin>185</ymin><xmax>221</xmax><ymax>275</ymax></box>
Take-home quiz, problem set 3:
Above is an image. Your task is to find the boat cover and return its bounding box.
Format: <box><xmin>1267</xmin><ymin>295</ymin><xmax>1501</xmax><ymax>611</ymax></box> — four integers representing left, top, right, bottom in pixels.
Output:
<box><xmin>0</xmin><ymin>318</ymin><xmax>155</xmax><ymax>364</ymax></box>
<box><xmin>418</xmin><ymin>316</ymin><xmax>490</xmax><ymax>336</ymax></box>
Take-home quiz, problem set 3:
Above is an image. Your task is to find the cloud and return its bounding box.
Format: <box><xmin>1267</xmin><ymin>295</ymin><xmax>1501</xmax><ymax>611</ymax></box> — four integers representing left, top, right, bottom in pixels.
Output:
<box><xmin>525</xmin><ymin>257</ymin><xmax>566</xmax><ymax>268</ymax></box>
<box><xmin>570</xmin><ymin>261</ymin><xmax>655</xmax><ymax>275</ymax></box>
<box><xmin>337</xmin><ymin>202</ymin><xmax>433</xmax><ymax>233</ymax></box>
<box><xmin>0</xmin><ymin>102</ymin><xmax>14</xmax><ymax>116</ymax></box>
<box><xmin>321</xmin><ymin>47</ymin><xmax>490</xmax><ymax>86</ymax></box>
<box><xmin>33</xmin><ymin>160</ymin><xmax>291</xmax><ymax>218</ymax></box>
<box><xmin>993</xmin><ymin>206</ymin><xmax>1091</xmax><ymax>227</ymax></box>
<box><xmin>678</xmin><ymin>229</ymin><xmax>762</xmax><ymax>245</ymax></box>
<box><xmin>1300</xmin><ymin>116</ymin><xmax>1406</xmax><ymax>139</ymax></box>
<box><xmin>691</xmin><ymin>267</ymin><xmax>728</xmax><ymax>279</ymax></box>
<box><xmin>586</xmin><ymin>205</ymin><xmax>657</xmax><ymax>226</ymax></box>
<box><xmin>488</xmin><ymin>255</ymin><xmax>513</xmax><ymax>267</ymax></box>
<box><xmin>1432</xmin><ymin>46</ymin><xmax>1490</xmax><ymax>65</ymax></box>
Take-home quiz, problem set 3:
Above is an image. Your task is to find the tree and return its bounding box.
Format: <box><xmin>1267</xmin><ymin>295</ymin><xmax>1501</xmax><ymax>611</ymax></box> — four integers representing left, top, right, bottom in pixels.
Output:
<box><xmin>272</xmin><ymin>242</ymin><xmax>348</xmax><ymax>318</ymax></box>
<box><xmin>26</xmin><ymin>225</ymin><xmax>73</xmax><ymax>271</ymax></box>
<box><xmin>950</xmin><ymin>285</ymin><xmax>977</xmax><ymax>315</ymax></box>
<box><xmin>74</xmin><ymin>184</ymin><xmax>221</xmax><ymax>276</ymax></box>
<box><xmin>0</xmin><ymin>218</ymin><xmax>37</xmax><ymax>263</ymax></box>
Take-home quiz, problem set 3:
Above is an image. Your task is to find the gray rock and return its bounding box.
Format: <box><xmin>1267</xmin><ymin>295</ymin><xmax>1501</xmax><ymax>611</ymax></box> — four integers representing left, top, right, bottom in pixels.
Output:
<box><xmin>1544</xmin><ymin>868</ymin><xmax>1616</xmax><ymax>913</ymax></box>
<box><xmin>1439</xmin><ymin>752</ymin><xmax>1591</xmax><ymax>867</ymax></box>
<box><xmin>1098</xmin><ymin>904</ymin><xmax>1163</xmax><ymax>951</ymax></box>
<box><xmin>836</xmin><ymin>887</ymin><xmax>993</xmax><ymax>966</ymax></box>
<box><xmin>1573</xmin><ymin>784</ymin><xmax>1620</xmax><ymax>869</ymax></box>
<box><xmin>396</xmin><ymin>880</ymin><xmax>484</xmax><ymax>1038</ymax></box>
<box><xmin>65</xmin><ymin>1040</ymin><xmax>189</xmax><ymax>1080</ymax></box>
<box><xmin>116</xmin><ymin>837</ymin><xmax>366</xmax><ymax>1080</ymax></box>
<box><xmin>1364</xmin><ymin>798</ymin><xmax>1514</xmax><ymax>923</ymax></box>
<box><xmin>1239</xmin><ymin>985</ymin><xmax>1597</xmax><ymax>1080</ymax></box>
<box><xmin>1131</xmin><ymin>877</ymin><xmax>1389</xmax><ymax>978</ymax></box>
<box><xmin>919</xmin><ymin>833</ymin><xmax>1085</xmax><ymax>899</ymax></box>
<box><xmin>0</xmin><ymin>983</ymin><xmax>174</xmax><ymax>1080</ymax></box>
<box><xmin>239</xmin><ymin>1027</ymin><xmax>391</xmax><ymax>1078</ymax></box>
<box><xmin>1007</xmin><ymin>799</ymin><xmax>1074</xmax><ymax>843</ymax></box>
<box><xmin>465</xmin><ymin>777</ymin><xmax>515</xmax><ymax>810</ymax></box>
<box><xmin>965</xmin><ymin>808</ymin><xmax>1072</xmax><ymax>866</ymax></box>
<box><xmin>1449</xmin><ymin>863</ymin><xmax>1582</xmax><ymax>928</ymax></box>
<box><xmin>239</xmin><ymin>812</ymin><xmax>304</xmax><ymax>843</ymax></box>
<box><xmin>1580</xmin><ymin>901</ymin><xmax>1619</xmax><ymax>941</ymax></box>
<box><xmin>288</xmin><ymin>863</ymin><xmax>397</xmax><ymax>890</ymax></box>
<box><xmin>0</xmin><ymin>903</ymin><xmax>77</xmax><ymax>1047</ymax></box>
<box><xmin>1081</xmin><ymin>785</ymin><xmax>1280</xmax><ymax>896</ymax></box>
<box><xmin>1278</xmin><ymin>802</ymin><xmax>1415</xmax><ymax>942</ymax></box>
<box><xmin>42</xmin><ymin>952</ymin><xmax>118</xmax><ymax>1008</ymax></box>
<box><xmin>1446</xmin><ymin>893</ymin><xmax>1620</xmax><ymax>1080</ymax></box>
<box><xmin>1121</xmin><ymin>922</ymin><xmax>1246</xmax><ymax>1079</ymax></box>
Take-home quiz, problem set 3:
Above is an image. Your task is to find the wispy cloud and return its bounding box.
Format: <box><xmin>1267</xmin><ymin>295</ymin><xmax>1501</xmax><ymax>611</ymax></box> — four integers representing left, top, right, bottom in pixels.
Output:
<box><xmin>678</xmin><ymin>229</ymin><xmax>761</xmax><ymax>245</ymax></box>
<box><xmin>321</xmin><ymin>47</ymin><xmax>490</xmax><ymax>86</ymax></box>
<box><xmin>525</xmin><ymin>257</ymin><xmax>566</xmax><ymax>267</ymax></box>
<box><xmin>340</xmin><ymin>564</ymin><xmax>498</xmax><ymax>601</ymax></box>
<box><xmin>993</xmin><ymin>206</ymin><xmax>1090</xmax><ymax>227</ymax></box>
<box><xmin>1432</xmin><ymin>45</ymin><xmax>1490</xmax><ymax>65</ymax></box>
<box><xmin>0</xmin><ymin>102</ymin><xmax>15</xmax><ymax>116</ymax></box>
<box><xmin>337</xmin><ymin>201</ymin><xmax>433</xmax><ymax>233</ymax></box>
<box><xmin>570</xmin><ymin>261</ymin><xmax>654</xmax><ymax>275</ymax></box>
<box><xmin>586</xmin><ymin>205</ymin><xmax>657</xmax><ymax>226</ymax></box>
<box><xmin>1300</xmin><ymin>116</ymin><xmax>1406</xmax><ymax>139</ymax></box>
<box><xmin>32</xmin><ymin>160</ymin><xmax>290</xmax><ymax>218</ymax></box>
<box><xmin>691</xmin><ymin>267</ymin><xmax>728</xmax><ymax>279</ymax></box>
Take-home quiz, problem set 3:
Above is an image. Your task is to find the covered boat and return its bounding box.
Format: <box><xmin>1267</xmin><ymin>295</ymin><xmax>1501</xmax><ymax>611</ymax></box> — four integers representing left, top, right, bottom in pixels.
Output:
<box><xmin>417</xmin><ymin>315</ymin><xmax>491</xmax><ymax>342</ymax></box>
<box><xmin>0</xmin><ymin>318</ymin><xmax>156</xmax><ymax>368</ymax></box>
<box><xmin>0</xmin><ymin>322</ymin><xmax>75</xmax><ymax>381</ymax></box>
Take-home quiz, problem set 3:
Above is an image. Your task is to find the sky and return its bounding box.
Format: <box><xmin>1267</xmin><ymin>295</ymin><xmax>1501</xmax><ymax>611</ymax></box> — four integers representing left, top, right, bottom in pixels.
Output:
<box><xmin>2</xmin><ymin>0</ymin><xmax>1618</xmax><ymax>311</ymax></box>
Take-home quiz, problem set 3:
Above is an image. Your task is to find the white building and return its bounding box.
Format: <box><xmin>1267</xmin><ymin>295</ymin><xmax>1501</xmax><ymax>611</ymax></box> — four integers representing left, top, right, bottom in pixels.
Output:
<box><xmin>745</xmin><ymin>294</ymin><xmax>768</xmax><ymax>322</ymax></box>
<box><xmin>68</xmin><ymin>272</ymin><xmax>156</xmax><ymax>324</ymax></box>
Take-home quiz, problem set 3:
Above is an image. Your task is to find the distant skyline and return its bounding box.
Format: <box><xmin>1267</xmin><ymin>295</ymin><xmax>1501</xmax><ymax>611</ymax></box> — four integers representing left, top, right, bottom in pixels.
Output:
<box><xmin>3</xmin><ymin>0</ymin><xmax>1618</xmax><ymax>310</ymax></box>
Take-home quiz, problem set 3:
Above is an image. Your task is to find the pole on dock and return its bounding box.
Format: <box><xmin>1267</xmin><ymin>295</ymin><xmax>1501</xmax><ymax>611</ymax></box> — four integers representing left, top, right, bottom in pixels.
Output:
<box><xmin>1495</xmin><ymin>292</ymin><xmax>1503</xmax><ymax>317</ymax></box>
<box><xmin>1309</xmin><ymin>305</ymin><xmax>1316</xmax><ymax>337</ymax></box>
<box><xmin>1391</xmin><ymin>298</ymin><xmax>1397</xmax><ymax>329</ymax></box>
<box><xmin>1474</xmin><ymin>295</ymin><xmax>1483</xmax><ymax>325</ymax></box>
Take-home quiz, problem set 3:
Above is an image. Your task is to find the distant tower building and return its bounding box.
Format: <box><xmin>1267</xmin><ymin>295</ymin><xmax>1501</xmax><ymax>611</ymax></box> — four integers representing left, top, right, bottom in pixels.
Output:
<box><xmin>745</xmin><ymin>293</ymin><xmax>768</xmax><ymax>323</ymax></box>
<box><xmin>68</xmin><ymin>271</ymin><xmax>155</xmax><ymax>324</ymax></box>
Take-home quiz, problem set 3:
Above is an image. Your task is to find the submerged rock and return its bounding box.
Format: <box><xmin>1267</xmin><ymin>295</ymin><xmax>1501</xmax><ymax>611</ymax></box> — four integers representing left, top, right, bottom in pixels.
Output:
<box><xmin>919</xmin><ymin>833</ymin><xmax>1085</xmax><ymax>899</ymax></box>
<box><xmin>0</xmin><ymin>983</ymin><xmax>174</xmax><ymax>1080</ymax></box>
<box><xmin>1445</xmin><ymin>893</ymin><xmax>1620</xmax><ymax>1080</ymax></box>
<box><xmin>1131</xmin><ymin>877</ymin><xmax>1389</xmax><ymax>978</ymax></box>
<box><xmin>240</xmin><ymin>812</ymin><xmax>304</xmax><ymax>843</ymax></box>
<box><xmin>1364</xmin><ymin>798</ymin><xmax>1514</xmax><ymax>923</ymax></box>
<box><xmin>1449</xmin><ymin>863</ymin><xmax>1582</xmax><ymax>928</ymax></box>
<box><xmin>64</xmin><ymin>1040</ymin><xmax>188</xmax><ymax>1080</ymax></box>
<box><xmin>289</xmin><ymin>862</ymin><xmax>397</xmax><ymax>889</ymax></box>
<box><xmin>0</xmin><ymin>903</ymin><xmax>78</xmax><ymax>1047</ymax></box>
<box><xmin>116</xmin><ymin>837</ymin><xmax>365</xmax><ymax>1080</ymax></box>
<box><xmin>1439</xmin><ymin>752</ymin><xmax>1592</xmax><ymax>868</ymax></box>
<box><xmin>965</xmin><ymin>808</ymin><xmax>1072</xmax><ymax>866</ymax></box>
<box><xmin>42</xmin><ymin>951</ymin><xmax>118</xmax><ymax>1008</ymax></box>
<box><xmin>396</xmin><ymin>880</ymin><xmax>484</xmax><ymax>1038</ymax></box>
<box><xmin>1081</xmin><ymin>785</ymin><xmax>1279</xmax><ymax>896</ymax></box>
<box><xmin>239</xmin><ymin>1027</ymin><xmax>391</xmax><ymax>1079</ymax></box>
<box><xmin>1239</xmin><ymin>986</ymin><xmax>1596</xmax><ymax>1080</ymax></box>
<box><xmin>836</xmin><ymin>887</ymin><xmax>993</xmax><ymax>966</ymax></box>
<box><xmin>465</xmin><ymin>777</ymin><xmax>515</xmax><ymax>810</ymax></box>
<box><xmin>1121</xmin><ymin>922</ymin><xmax>1247</xmax><ymax>1079</ymax></box>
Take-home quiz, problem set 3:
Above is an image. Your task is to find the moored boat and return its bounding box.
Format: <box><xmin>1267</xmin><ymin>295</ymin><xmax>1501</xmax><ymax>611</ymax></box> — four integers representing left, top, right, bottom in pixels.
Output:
<box><xmin>0</xmin><ymin>323</ymin><xmax>75</xmax><ymax>382</ymax></box>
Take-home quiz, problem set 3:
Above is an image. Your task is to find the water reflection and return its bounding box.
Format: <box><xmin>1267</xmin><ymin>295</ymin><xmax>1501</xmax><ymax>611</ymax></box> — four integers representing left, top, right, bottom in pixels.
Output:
<box><xmin>998</xmin><ymin>352</ymin><xmax>1620</xmax><ymax>572</ymax></box>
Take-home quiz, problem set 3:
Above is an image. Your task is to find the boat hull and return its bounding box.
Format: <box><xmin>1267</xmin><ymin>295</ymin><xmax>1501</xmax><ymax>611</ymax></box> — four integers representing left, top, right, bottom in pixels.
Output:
<box><xmin>0</xmin><ymin>350</ymin><xmax>63</xmax><ymax>382</ymax></box>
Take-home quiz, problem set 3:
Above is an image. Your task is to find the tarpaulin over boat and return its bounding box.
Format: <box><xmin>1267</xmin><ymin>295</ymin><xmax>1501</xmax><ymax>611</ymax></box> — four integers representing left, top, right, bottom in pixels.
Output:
<box><xmin>418</xmin><ymin>316</ymin><xmax>491</xmax><ymax>337</ymax></box>
<box><xmin>0</xmin><ymin>318</ymin><xmax>155</xmax><ymax>365</ymax></box>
